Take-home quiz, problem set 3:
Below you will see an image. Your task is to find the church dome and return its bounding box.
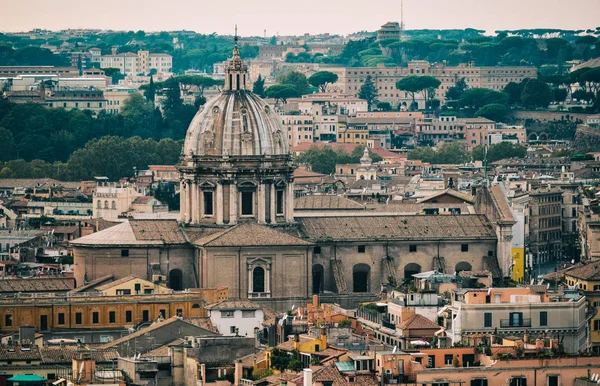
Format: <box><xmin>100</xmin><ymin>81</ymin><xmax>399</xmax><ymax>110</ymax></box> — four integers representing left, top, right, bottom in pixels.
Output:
<box><xmin>182</xmin><ymin>45</ymin><xmax>288</xmax><ymax>158</ymax></box>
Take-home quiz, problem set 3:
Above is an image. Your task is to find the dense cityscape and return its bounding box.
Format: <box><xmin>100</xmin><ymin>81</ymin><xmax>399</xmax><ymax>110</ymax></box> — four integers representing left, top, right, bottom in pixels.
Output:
<box><xmin>1</xmin><ymin>2</ymin><xmax>600</xmax><ymax>386</ymax></box>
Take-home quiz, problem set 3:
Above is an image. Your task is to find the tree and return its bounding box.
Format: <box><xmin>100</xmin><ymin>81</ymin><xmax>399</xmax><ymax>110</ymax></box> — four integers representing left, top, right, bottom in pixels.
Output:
<box><xmin>121</xmin><ymin>94</ymin><xmax>159</xmax><ymax>138</ymax></box>
<box><xmin>252</xmin><ymin>74</ymin><xmax>265</xmax><ymax>97</ymax></box>
<box><xmin>552</xmin><ymin>88</ymin><xmax>568</xmax><ymax>103</ymax></box>
<box><xmin>0</xmin><ymin>127</ymin><xmax>16</xmax><ymax>161</ymax></box>
<box><xmin>266</xmin><ymin>85</ymin><xmax>299</xmax><ymax>104</ymax></box>
<box><xmin>475</xmin><ymin>103</ymin><xmax>509</xmax><ymax>122</ymax></box>
<box><xmin>162</xmin><ymin>77</ymin><xmax>183</xmax><ymax>112</ymax></box>
<box><xmin>277</xmin><ymin>71</ymin><xmax>310</xmax><ymax>95</ymax></box>
<box><xmin>520</xmin><ymin>78</ymin><xmax>552</xmax><ymax>108</ymax></box>
<box><xmin>144</xmin><ymin>76</ymin><xmax>156</xmax><ymax>103</ymax></box>
<box><xmin>377</xmin><ymin>102</ymin><xmax>392</xmax><ymax>111</ymax></box>
<box><xmin>458</xmin><ymin>88</ymin><xmax>509</xmax><ymax>110</ymax></box>
<box><xmin>358</xmin><ymin>76</ymin><xmax>378</xmax><ymax>111</ymax></box>
<box><xmin>445</xmin><ymin>77</ymin><xmax>468</xmax><ymax>102</ymax></box>
<box><xmin>396</xmin><ymin>76</ymin><xmax>423</xmax><ymax>110</ymax></box>
<box><xmin>472</xmin><ymin>142</ymin><xmax>526</xmax><ymax>163</ymax></box>
<box><xmin>503</xmin><ymin>81</ymin><xmax>525</xmax><ymax>105</ymax></box>
<box><xmin>308</xmin><ymin>71</ymin><xmax>339</xmax><ymax>92</ymax></box>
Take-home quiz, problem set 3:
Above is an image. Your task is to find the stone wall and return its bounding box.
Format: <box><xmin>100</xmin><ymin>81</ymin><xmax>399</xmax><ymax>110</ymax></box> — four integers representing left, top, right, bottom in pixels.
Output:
<box><xmin>508</xmin><ymin>110</ymin><xmax>589</xmax><ymax>123</ymax></box>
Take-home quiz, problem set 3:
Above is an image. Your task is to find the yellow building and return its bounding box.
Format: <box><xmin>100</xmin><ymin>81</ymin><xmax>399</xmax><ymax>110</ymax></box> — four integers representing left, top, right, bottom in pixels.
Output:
<box><xmin>337</xmin><ymin>126</ymin><xmax>368</xmax><ymax>145</ymax></box>
<box><xmin>94</xmin><ymin>275</ymin><xmax>171</xmax><ymax>296</ymax></box>
<box><xmin>564</xmin><ymin>263</ymin><xmax>600</xmax><ymax>353</ymax></box>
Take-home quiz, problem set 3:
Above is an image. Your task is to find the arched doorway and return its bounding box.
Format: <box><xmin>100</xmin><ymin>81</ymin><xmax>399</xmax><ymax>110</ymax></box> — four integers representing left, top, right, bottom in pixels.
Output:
<box><xmin>169</xmin><ymin>269</ymin><xmax>184</xmax><ymax>291</ymax></box>
<box><xmin>353</xmin><ymin>264</ymin><xmax>370</xmax><ymax>293</ymax></box>
<box><xmin>312</xmin><ymin>264</ymin><xmax>324</xmax><ymax>294</ymax></box>
<box><xmin>253</xmin><ymin>267</ymin><xmax>265</xmax><ymax>293</ymax></box>
<box><xmin>455</xmin><ymin>261</ymin><xmax>472</xmax><ymax>274</ymax></box>
<box><xmin>404</xmin><ymin>263</ymin><xmax>422</xmax><ymax>280</ymax></box>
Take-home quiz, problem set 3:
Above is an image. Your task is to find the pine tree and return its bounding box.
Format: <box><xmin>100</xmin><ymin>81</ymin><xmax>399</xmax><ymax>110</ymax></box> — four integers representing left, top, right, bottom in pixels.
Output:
<box><xmin>358</xmin><ymin>75</ymin><xmax>378</xmax><ymax>111</ymax></box>
<box><xmin>253</xmin><ymin>74</ymin><xmax>265</xmax><ymax>97</ymax></box>
<box><xmin>145</xmin><ymin>76</ymin><xmax>156</xmax><ymax>104</ymax></box>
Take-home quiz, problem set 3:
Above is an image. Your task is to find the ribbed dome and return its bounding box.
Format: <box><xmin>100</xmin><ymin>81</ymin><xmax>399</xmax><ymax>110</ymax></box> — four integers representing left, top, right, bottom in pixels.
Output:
<box><xmin>182</xmin><ymin>91</ymin><xmax>288</xmax><ymax>157</ymax></box>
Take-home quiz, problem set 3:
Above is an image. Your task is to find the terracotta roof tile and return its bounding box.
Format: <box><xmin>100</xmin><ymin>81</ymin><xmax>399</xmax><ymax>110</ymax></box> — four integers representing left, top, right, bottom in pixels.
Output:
<box><xmin>294</xmin><ymin>195</ymin><xmax>365</xmax><ymax>210</ymax></box>
<box><xmin>298</xmin><ymin>214</ymin><xmax>496</xmax><ymax>241</ymax></box>
<box><xmin>40</xmin><ymin>346</ymin><xmax>119</xmax><ymax>364</ymax></box>
<box><xmin>565</xmin><ymin>262</ymin><xmax>600</xmax><ymax>281</ymax></box>
<box><xmin>0</xmin><ymin>345</ymin><xmax>41</xmax><ymax>361</ymax></box>
<box><xmin>398</xmin><ymin>314</ymin><xmax>441</xmax><ymax>330</ymax></box>
<box><xmin>488</xmin><ymin>185</ymin><xmax>515</xmax><ymax>222</ymax></box>
<box><xmin>206</xmin><ymin>299</ymin><xmax>262</xmax><ymax>311</ymax></box>
<box><xmin>0</xmin><ymin>277</ymin><xmax>75</xmax><ymax>293</ymax></box>
<box><xmin>194</xmin><ymin>223</ymin><xmax>313</xmax><ymax>247</ymax></box>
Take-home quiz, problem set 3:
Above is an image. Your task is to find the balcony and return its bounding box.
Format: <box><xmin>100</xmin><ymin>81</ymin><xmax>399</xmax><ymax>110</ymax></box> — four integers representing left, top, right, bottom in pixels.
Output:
<box><xmin>500</xmin><ymin>318</ymin><xmax>532</xmax><ymax>328</ymax></box>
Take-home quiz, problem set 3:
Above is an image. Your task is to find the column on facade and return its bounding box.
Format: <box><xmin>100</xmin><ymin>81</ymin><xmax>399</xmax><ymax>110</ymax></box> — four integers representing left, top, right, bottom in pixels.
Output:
<box><xmin>270</xmin><ymin>183</ymin><xmax>276</xmax><ymax>224</ymax></box>
<box><xmin>216</xmin><ymin>183</ymin><xmax>224</xmax><ymax>225</ymax></box>
<box><xmin>198</xmin><ymin>186</ymin><xmax>204</xmax><ymax>221</ymax></box>
<box><xmin>191</xmin><ymin>181</ymin><xmax>198</xmax><ymax>223</ymax></box>
<box><xmin>285</xmin><ymin>181</ymin><xmax>294</xmax><ymax>222</ymax></box>
<box><xmin>186</xmin><ymin>180</ymin><xmax>193</xmax><ymax>223</ymax></box>
<box><xmin>247</xmin><ymin>265</ymin><xmax>253</xmax><ymax>296</ymax></box>
<box><xmin>265</xmin><ymin>265</ymin><xmax>271</xmax><ymax>296</ymax></box>
<box><xmin>180</xmin><ymin>182</ymin><xmax>187</xmax><ymax>222</ymax></box>
<box><xmin>257</xmin><ymin>183</ymin><xmax>266</xmax><ymax>224</ymax></box>
<box><xmin>229</xmin><ymin>183</ymin><xmax>237</xmax><ymax>225</ymax></box>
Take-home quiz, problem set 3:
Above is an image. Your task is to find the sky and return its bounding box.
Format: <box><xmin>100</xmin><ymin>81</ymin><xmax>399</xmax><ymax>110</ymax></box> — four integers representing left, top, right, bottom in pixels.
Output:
<box><xmin>2</xmin><ymin>0</ymin><xmax>599</xmax><ymax>36</ymax></box>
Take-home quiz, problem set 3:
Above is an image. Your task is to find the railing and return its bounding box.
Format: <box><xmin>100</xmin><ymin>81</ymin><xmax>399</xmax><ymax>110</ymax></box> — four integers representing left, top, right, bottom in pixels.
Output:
<box><xmin>500</xmin><ymin>318</ymin><xmax>532</xmax><ymax>328</ymax></box>
<box><xmin>382</xmin><ymin>319</ymin><xmax>396</xmax><ymax>330</ymax></box>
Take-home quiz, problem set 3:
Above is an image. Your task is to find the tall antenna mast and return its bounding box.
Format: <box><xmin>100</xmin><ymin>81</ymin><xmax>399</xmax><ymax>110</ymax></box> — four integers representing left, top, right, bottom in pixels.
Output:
<box><xmin>400</xmin><ymin>0</ymin><xmax>405</xmax><ymax>40</ymax></box>
<box><xmin>234</xmin><ymin>24</ymin><xmax>238</xmax><ymax>45</ymax></box>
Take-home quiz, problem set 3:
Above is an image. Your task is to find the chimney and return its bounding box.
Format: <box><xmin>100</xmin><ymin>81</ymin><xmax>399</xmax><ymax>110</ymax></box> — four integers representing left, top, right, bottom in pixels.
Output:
<box><xmin>294</xmin><ymin>334</ymin><xmax>300</xmax><ymax>351</ymax></box>
<box><xmin>312</xmin><ymin>295</ymin><xmax>319</xmax><ymax>310</ymax></box>
<box><xmin>303</xmin><ymin>369</ymin><xmax>312</xmax><ymax>386</ymax></box>
<box><xmin>200</xmin><ymin>363</ymin><xmax>206</xmax><ymax>383</ymax></box>
<box><xmin>320</xmin><ymin>327</ymin><xmax>327</xmax><ymax>350</ymax></box>
<box><xmin>234</xmin><ymin>360</ymin><xmax>243</xmax><ymax>386</ymax></box>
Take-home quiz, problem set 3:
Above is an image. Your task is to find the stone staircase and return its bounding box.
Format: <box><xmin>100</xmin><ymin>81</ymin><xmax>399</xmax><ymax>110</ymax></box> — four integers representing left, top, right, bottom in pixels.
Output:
<box><xmin>331</xmin><ymin>260</ymin><xmax>348</xmax><ymax>294</ymax></box>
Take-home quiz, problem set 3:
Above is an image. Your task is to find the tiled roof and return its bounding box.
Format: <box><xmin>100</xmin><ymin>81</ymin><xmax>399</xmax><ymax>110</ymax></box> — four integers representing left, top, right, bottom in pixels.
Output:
<box><xmin>371</xmin><ymin>202</ymin><xmax>473</xmax><ymax>214</ymax></box>
<box><xmin>0</xmin><ymin>277</ymin><xmax>75</xmax><ymax>293</ymax></box>
<box><xmin>131</xmin><ymin>196</ymin><xmax>157</xmax><ymax>205</ymax></box>
<box><xmin>418</xmin><ymin>189</ymin><xmax>474</xmax><ymax>204</ymax></box>
<box><xmin>142</xmin><ymin>338</ymin><xmax>186</xmax><ymax>358</ymax></box>
<box><xmin>40</xmin><ymin>225</ymin><xmax>79</xmax><ymax>234</ymax></box>
<box><xmin>565</xmin><ymin>262</ymin><xmax>600</xmax><ymax>281</ymax></box>
<box><xmin>239</xmin><ymin>349</ymin><xmax>267</xmax><ymax>368</ymax></box>
<box><xmin>276</xmin><ymin>335</ymin><xmax>315</xmax><ymax>352</ymax></box>
<box><xmin>398</xmin><ymin>314</ymin><xmax>441</xmax><ymax>330</ymax></box>
<box><xmin>98</xmin><ymin>317</ymin><xmax>216</xmax><ymax>350</ymax></box>
<box><xmin>68</xmin><ymin>275</ymin><xmax>114</xmax><ymax>293</ymax></box>
<box><xmin>182</xmin><ymin>317</ymin><xmax>217</xmax><ymax>332</ymax></box>
<box><xmin>312</xmin><ymin>365</ymin><xmax>347</xmax><ymax>386</ymax></box>
<box><xmin>206</xmin><ymin>299</ymin><xmax>262</xmax><ymax>311</ymax></box>
<box><xmin>94</xmin><ymin>275</ymin><xmax>165</xmax><ymax>292</ymax></box>
<box><xmin>293</xmin><ymin>168</ymin><xmax>326</xmax><ymax>178</ymax></box>
<box><xmin>297</xmin><ymin>214</ymin><xmax>496</xmax><ymax>241</ymax></box>
<box><xmin>0</xmin><ymin>178</ymin><xmax>80</xmax><ymax>189</ymax></box>
<box><xmin>40</xmin><ymin>346</ymin><xmax>119</xmax><ymax>364</ymax></box>
<box><xmin>81</xmin><ymin>218</ymin><xmax>120</xmax><ymax>231</ymax></box>
<box><xmin>488</xmin><ymin>185</ymin><xmax>515</xmax><ymax>222</ymax></box>
<box><xmin>294</xmin><ymin>195</ymin><xmax>365</xmax><ymax>210</ymax></box>
<box><xmin>0</xmin><ymin>345</ymin><xmax>41</xmax><ymax>361</ymax></box>
<box><xmin>70</xmin><ymin>220</ymin><xmax>186</xmax><ymax>246</ymax></box>
<box><xmin>194</xmin><ymin>223</ymin><xmax>312</xmax><ymax>247</ymax></box>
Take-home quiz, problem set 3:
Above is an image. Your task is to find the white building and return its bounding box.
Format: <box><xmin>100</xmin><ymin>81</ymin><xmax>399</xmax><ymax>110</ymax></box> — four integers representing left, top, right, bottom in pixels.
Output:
<box><xmin>93</xmin><ymin>179</ymin><xmax>146</xmax><ymax>220</ymax></box>
<box><xmin>104</xmin><ymin>86</ymin><xmax>141</xmax><ymax>114</ymax></box>
<box><xmin>95</xmin><ymin>49</ymin><xmax>172</xmax><ymax>76</ymax></box>
<box><xmin>206</xmin><ymin>300</ymin><xmax>265</xmax><ymax>338</ymax></box>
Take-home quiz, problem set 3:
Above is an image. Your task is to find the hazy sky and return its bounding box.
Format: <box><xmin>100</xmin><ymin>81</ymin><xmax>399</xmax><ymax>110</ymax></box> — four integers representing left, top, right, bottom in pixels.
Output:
<box><xmin>2</xmin><ymin>0</ymin><xmax>599</xmax><ymax>36</ymax></box>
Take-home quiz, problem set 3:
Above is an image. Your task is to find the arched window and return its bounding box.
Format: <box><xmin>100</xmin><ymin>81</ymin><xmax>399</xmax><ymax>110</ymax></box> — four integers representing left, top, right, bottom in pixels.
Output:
<box><xmin>253</xmin><ymin>267</ymin><xmax>265</xmax><ymax>293</ymax></box>
<box><xmin>97</xmin><ymin>201</ymin><xmax>101</xmax><ymax>209</ymax></box>
<box><xmin>104</xmin><ymin>200</ymin><xmax>109</xmax><ymax>209</ymax></box>
<box><xmin>192</xmin><ymin>304</ymin><xmax>201</xmax><ymax>309</ymax></box>
<box><xmin>111</xmin><ymin>201</ymin><xmax>116</xmax><ymax>209</ymax></box>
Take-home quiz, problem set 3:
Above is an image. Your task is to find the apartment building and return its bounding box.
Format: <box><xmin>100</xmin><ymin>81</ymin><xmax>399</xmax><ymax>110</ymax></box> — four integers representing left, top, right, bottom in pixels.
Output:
<box><xmin>280</xmin><ymin>114</ymin><xmax>315</xmax><ymax>147</ymax></box>
<box><xmin>564</xmin><ymin>263</ymin><xmax>600</xmax><ymax>353</ymax></box>
<box><xmin>415</xmin><ymin>116</ymin><xmax>465</xmax><ymax>145</ymax></box>
<box><xmin>327</xmin><ymin>61</ymin><xmax>536</xmax><ymax>108</ymax></box>
<box><xmin>46</xmin><ymin>90</ymin><xmax>107</xmax><ymax>112</ymax></box>
<box><xmin>104</xmin><ymin>86</ymin><xmax>141</xmax><ymax>114</ymax></box>
<box><xmin>94</xmin><ymin>49</ymin><xmax>172</xmax><ymax>76</ymax></box>
<box><xmin>441</xmin><ymin>287</ymin><xmax>589</xmax><ymax>354</ymax></box>
<box><xmin>93</xmin><ymin>180</ymin><xmax>146</xmax><ymax>220</ymax></box>
<box><xmin>377</xmin><ymin>22</ymin><xmax>402</xmax><ymax>41</ymax></box>
<box><xmin>297</xmin><ymin>93</ymin><xmax>368</xmax><ymax>116</ymax></box>
<box><xmin>529</xmin><ymin>189</ymin><xmax>563</xmax><ymax>265</ymax></box>
<box><xmin>0</xmin><ymin>66</ymin><xmax>78</xmax><ymax>78</ymax></box>
<box><xmin>340</xmin><ymin>113</ymin><xmax>413</xmax><ymax>148</ymax></box>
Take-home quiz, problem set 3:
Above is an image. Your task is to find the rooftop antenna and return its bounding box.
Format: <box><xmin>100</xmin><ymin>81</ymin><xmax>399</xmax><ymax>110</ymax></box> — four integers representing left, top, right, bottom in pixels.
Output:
<box><xmin>400</xmin><ymin>0</ymin><xmax>405</xmax><ymax>40</ymax></box>
<box><xmin>234</xmin><ymin>25</ymin><xmax>238</xmax><ymax>45</ymax></box>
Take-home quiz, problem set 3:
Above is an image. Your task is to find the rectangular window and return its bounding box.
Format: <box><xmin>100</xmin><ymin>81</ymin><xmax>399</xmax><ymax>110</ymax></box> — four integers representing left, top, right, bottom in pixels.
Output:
<box><xmin>594</xmin><ymin>320</ymin><xmax>600</xmax><ymax>331</ymax></box>
<box><xmin>540</xmin><ymin>311</ymin><xmax>548</xmax><ymax>326</ymax></box>
<box><xmin>276</xmin><ymin>190</ymin><xmax>284</xmax><ymax>214</ymax></box>
<box><xmin>357</xmin><ymin>245</ymin><xmax>366</xmax><ymax>253</ymax></box>
<box><xmin>126</xmin><ymin>310</ymin><xmax>133</xmax><ymax>323</ymax></box>
<box><xmin>203</xmin><ymin>191</ymin><xmax>213</xmax><ymax>215</ymax></box>
<box><xmin>444</xmin><ymin>354</ymin><xmax>453</xmax><ymax>366</ymax></box>
<box><xmin>109</xmin><ymin>311</ymin><xmax>116</xmax><ymax>324</ymax></box>
<box><xmin>314</xmin><ymin>246</ymin><xmax>321</xmax><ymax>254</ymax></box>
<box><xmin>484</xmin><ymin>312</ymin><xmax>492</xmax><ymax>328</ymax></box>
<box><xmin>222</xmin><ymin>311</ymin><xmax>234</xmax><ymax>318</ymax></box>
<box><xmin>176</xmin><ymin>309</ymin><xmax>183</xmax><ymax>317</ymax></box>
<box><xmin>509</xmin><ymin>312</ymin><xmax>523</xmax><ymax>327</ymax></box>
<box><xmin>241</xmin><ymin>191</ymin><xmax>253</xmax><ymax>215</ymax></box>
<box><xmin>92</xmin><ymin>312</ymin><xmax>99</xmax><ymax>324</ymax></box>
<box><xmin>159</xmin><ymin>309</ymin><xmax>166</xmax><ymax>318</ymax></box>
<box><xmin>471</xmin><ymin>380</ymin><xmax>488</xmax><ymax>386</ymax></box>
<box><xmin>121</xmin><ymin>249</ymin><xmax>129</xmax><ymax>257</ymax></box>
<box><xmin>5</xmin><ymin>314</ymin><xmax>12</xmax><ymax>327</ymax></box>
<box><xmin>134</xmin><ymin>283</ymin><xmax>141</xmax><ymax>293</ymax></box>
<box><xmin>116</xmin><ymin>289</ymin><xmax>131</xmax><ymax>295</ymax></box>
<box><xmin>75</xmin><ymin>312</ymin><xmax>82</xmax><ymax>325</ymax></box>
<box><xmin>409</xmin><ymin>245</ymin><xmax>417</xmax><ymax>252</ymax></box>
<box><xmin>100</xmin><ymin>335</ymin><xmax>110</xmax><ymax>343</ymax></box>
<box><xmin>461</xmin><ymin>244</ymin><xmax>469</xmax><ymax>252</ymax></box>
<box><xmin>58</xmin><ymin>313</ymin><xmax>65</xmax><ymax>325</ymax></box>
<box><xmin>510</xmin><ymin>378</ymin><xmax>527</xmax><ymax>386</ymax></box>
<box><xmin>230</xmin><ymin>326</ymin><xmax>237</xmax><ymax>334</ymax></box>
<box><xmin>242</xmin><ymin>310</ymin><xmax>255</xmax><ymax>318</ymax></box>
<box><xmin>547</xmin><ymin>376</ymin><xmax>558</xmax><ymax>386</ymax></box>
<box><xmin>142</xmin><ymin>310</ymin><xmax>150</xmax><ymax>322</ymax></box>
